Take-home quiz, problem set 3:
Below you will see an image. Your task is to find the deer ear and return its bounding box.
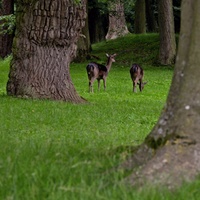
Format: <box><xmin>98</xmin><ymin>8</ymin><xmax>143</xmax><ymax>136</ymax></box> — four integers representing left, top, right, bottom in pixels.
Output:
<box><xmin>106</xmin><ymin>53</ymin><xmax>109</xmax><ymax>57</ymax></box>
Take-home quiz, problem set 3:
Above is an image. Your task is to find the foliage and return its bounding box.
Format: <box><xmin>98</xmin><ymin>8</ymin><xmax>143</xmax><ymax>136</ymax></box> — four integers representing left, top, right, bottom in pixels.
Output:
<box><xmin>0</xmin><ymin>34</ymin><xmax>199</xmax><ymax>199</ymax></box>
<box><xmin>124</xmin><ymin>0</ymin><xmax>136</xmax><ymax>32</ymax></box>
<box><xmin>0</xmin><ymin>14</ymin><xmax>15</xmax><ymax>35</ymax></box>
<box><xmin>88</xmin><ymin>0</ymin><xmax>108</xmax><ymax>15</ymax></box>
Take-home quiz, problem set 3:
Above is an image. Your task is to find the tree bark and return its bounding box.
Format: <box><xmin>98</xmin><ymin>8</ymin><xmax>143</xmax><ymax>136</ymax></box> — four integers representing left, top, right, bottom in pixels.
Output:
<box><xmin>75</xmin><ymin>0</ymin><xmax>91</xmax><ymax>62</ymax></box>
<box><xmin>158</xmin><ymin>0</ymin><xmax>176</xmax><ymax>65</ymax></box>
<box><xmin>105</xmin><ymin>0</ymin><xmax>129</xmax><ymax>40</ymax></box>
<box><xmin>122</xmin><ymin>0</ymin><xmax>200</xmax><ymax>189</ymax></box>
<box><xmin>0</xmin><ymin>0</ymin><xmax>14</xmax><ymax>58</ymax></box>
<box><xmin>7</xmin><ymin>0</ymin><xmax>87</xmax><ymax>103</ymax></box>
<box><xmin>134</xmin><ymin>0</ymin><xmax>146</xmax><ymax>34</ymax></box>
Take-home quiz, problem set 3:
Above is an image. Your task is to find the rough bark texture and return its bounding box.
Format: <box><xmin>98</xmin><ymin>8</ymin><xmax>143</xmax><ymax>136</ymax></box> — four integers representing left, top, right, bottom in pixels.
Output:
<box><xmin>7</xmin><ymin>0</ymin><xmax>87</xmax><ymax>103</ymax></box>
<box><xmin>158</xmin><ymin>0</ymin><xmax>176</xmax><ymax>65</ymax></box>
<box><xmin>134</xmin><ymin>0</ymin><xmax>146</xmax><ymax>34</ymax></box>
<box><xmin>105</xmin><ymin>0</ymin><xmax>129</xmax><ymax>40</ymax></box>
<box><xmin>122</xmin><ymin>0</ymin><xmax>200</xmax><ymax>189</ymax></box>
<box><xmin>0</xmin><ymin>0</ymin><xmax>14</xmax><ymax>58</ymax></box>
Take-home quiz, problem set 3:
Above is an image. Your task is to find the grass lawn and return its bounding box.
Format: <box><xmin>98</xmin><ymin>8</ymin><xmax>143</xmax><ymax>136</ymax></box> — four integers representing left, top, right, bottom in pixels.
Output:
<box><xmin>0</xmin><ymin>34</ymin><xmax>199</xmax><ymax>200</ymax></box>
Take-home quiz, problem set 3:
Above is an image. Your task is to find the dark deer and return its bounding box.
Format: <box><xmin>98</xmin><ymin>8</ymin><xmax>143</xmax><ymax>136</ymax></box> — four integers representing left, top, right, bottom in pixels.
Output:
<box><xmin>130</xmin><ymin>64</ymin><xmax>147</xmax><ymax>92</ymax></box>
<box><xmin>86</xmin><ymin>53</ymin><xmax>116</xmax><ymax>92</ymax></box>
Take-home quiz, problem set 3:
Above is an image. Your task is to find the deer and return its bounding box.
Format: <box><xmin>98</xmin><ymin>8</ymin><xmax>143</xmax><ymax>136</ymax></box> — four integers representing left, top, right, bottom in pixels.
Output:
<box><xmin>86</xmin><ymin>53</ymin><xmax>116</xmax><ymax>93</ymax></box>
<box><xmin>130</xmin><ymin>63</ymin><xmax>147</xmax><ymax>92</ymax></box>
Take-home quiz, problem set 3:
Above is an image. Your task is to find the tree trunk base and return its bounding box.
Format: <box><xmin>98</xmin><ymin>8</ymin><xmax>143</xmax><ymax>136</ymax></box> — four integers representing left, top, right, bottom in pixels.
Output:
<box><xmin>121</xmin><ymin>140</ymin><xmax>200</xmax><ymax>189</ymax></box>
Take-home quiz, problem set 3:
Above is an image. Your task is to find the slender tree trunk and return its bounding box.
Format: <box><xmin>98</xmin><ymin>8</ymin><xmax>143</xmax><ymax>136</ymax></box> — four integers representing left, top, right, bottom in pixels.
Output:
<box><xmin>0</xmin><ymin>0</ymin><xmax>14</xmax><ymax>58</ymax></box>
<box><xmin>122</xmin><ymin>0</ymin><xmax>200</xmax><ymax>189</ymax></box>
<box><xmin>7</xmin><ymin>0</ymin><xmax>87</xmax><ymax>103</ymax></box>
<box><xmin>158</xmin><ymin>0</ymin><xmax>176</xmax><ymax>65</ymax></box>
<box><xmin>106</xmin><ymin>0</ymin><xmax>129</xmax><ymax>40</ymax></box>
<box><xmin>134</xmin><ymin>0</ymin><xmax>146</xmax><ymax>34</ymax></box>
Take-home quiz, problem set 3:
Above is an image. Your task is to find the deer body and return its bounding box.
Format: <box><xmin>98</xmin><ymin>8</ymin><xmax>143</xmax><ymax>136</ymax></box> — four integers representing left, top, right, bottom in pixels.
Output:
<box><xmin>86</xmin><ymin>53</ymin><xmax>116</xmax><ymax>92</ymax></box>
<box><xmin>130</xmin><ymin>64</ymin><xmax>147</xmax><ymax>92</ymax></box>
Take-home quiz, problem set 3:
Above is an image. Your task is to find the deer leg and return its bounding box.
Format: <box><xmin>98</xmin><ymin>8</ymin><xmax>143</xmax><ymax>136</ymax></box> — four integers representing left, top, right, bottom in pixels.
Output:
<box><xmin>139</xmin><ymin>77</ymin><xmax>145</xmax><ymax>92</ymax></box>
<box><xmin>89</xmin><ymin>81</ymin><xmax>92</xmax><ymax>93</ymax></box>
<box><xmin>133</xmin><ymin>78</ymin><xmax>139</xmax><ymax>92</ymax></box>
<box><xmin>139</xmin><ymin>80</ymin><xmax>142</xmax><ymax>92</ymax></box>
<box><xmin>133</xmin><ymin>83</ymin><xmax>137</xmax><ymax>92</ymax></box>
<box><xmin>103</xmin><ymin>78</ymin><xmax>106</xmax><ymax>91</ymax></box>
<box><xmin>89</xmin><ymin>79</ymin><xmax>95</xmax><ymax>93</ymax></box>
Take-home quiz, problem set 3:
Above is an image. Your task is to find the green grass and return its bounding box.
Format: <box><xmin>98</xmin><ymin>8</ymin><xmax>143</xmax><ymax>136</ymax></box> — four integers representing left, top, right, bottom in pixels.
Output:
<box><xmin>0</xmin><ymin>34</ymin><xmax>199</xmax><ymax>199</ymax></box>
<box><xmin>0</xmin><ymin>56</ymin><xmax>11</xmax><ymax>95</ymax></box>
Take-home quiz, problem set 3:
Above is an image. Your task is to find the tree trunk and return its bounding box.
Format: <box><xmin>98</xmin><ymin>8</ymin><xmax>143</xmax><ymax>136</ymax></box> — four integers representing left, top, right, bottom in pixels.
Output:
<box><xmin>105</xmin><ymin>0</ymin><xmax>129</xmax><ymax>40</ymax></box>
<box><xmin>145</xmin><ymin>0</ymin><xmax>158</xmax><ymax>32</ymax></box>
<box><xmin>7</xmin><ymin>0</ymin><xmax>87</xmax><ymax>103</ymax></box>
<box><xmin>88</xmin><ymin>0</ymin><xmax>108</xmax><ymax>43</ymax></box>
<box><xmin>75</xmin><ymin>0</ymin><xmax>91</xmax><ymax>62</ymax></box>
<box><xmin>122</xmin><ymin>0</ymin><xmax>200</xmax><ymax>189</ymax></box>
<box><xmin>158</xmin><ymin>0</ymin><xmax>176</xmax><ymax>65</ymax></box>
<box><xmin>134</xmin><ymin>0</ymin><xmax>146</xmax><ymax>34</ymax></box>
<box><xmin>0</xmin><ymin>0</ymin><xmax>14</xmax><ymax>58</ymax></box>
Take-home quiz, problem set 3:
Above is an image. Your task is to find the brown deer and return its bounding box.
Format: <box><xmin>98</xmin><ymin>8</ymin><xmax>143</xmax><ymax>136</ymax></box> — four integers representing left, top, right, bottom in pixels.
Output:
<box><xmin>130</xmin><ymin>64</ymin><xmax>147</xmax><ymax>92</ymax></box>
<box><xmin>86</xmin><ymin>53</ymin><xmax>116</xmax><ymax>92</ymax></box>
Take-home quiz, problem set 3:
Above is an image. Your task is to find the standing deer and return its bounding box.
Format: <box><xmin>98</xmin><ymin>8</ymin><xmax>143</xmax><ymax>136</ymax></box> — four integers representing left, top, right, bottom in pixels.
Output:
<box><xmin>130</xmin><ymin>64</ymin><xmax>147</xmax><ymax>92</ymax></box>
<box><xmin>86</xmin><ymin>53</ymin><xmax>116</xmax><ymax>92</ymax></box>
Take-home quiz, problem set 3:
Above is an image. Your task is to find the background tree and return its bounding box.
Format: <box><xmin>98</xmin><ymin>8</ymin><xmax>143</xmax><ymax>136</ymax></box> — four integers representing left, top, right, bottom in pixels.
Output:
<box><xmin>123</xmin><ymin>0</ymin><xmax>135</xmax><ymax>33</ymax></box>
<box><xmin>122</xmin><ymin>0</ymin><xmax>200</xmax><ymax>188</ymax></box>
<box><xmin>158</xmin><ymin>0</ymin><xmax>176</xmax><ymax>65</ymax></box>
<box><xmin>88</xmin><ymin>0</ymin><xmax>108</xmax><ymax>43</ymax></box>
<box><xmin>0</xmin><ymin>0</ymin><xmax>14</xmax><ymax>58</ymax></box>
<box><xmin>145</xmin><ymin>0</ymin><xmax>158</xmax><ymax>32</ymax></box>
<box><xmin>105</xmin><ymin>0</ymin><xmax>129</xmax><ymax>40</ymax></box>
<box><xmin>134</xmin><ymin>0</ymin><xmax>146</xmax><ymax>34</ymax></box>
<box><xmin>75</xmin><ymin>0</ymin><xmax>91</xmax><ymax>62</ymax></box>
<box><xmin>7</xmin><ymin>0</ymin><xmax>87</xmax><ymax>103</ymax></box>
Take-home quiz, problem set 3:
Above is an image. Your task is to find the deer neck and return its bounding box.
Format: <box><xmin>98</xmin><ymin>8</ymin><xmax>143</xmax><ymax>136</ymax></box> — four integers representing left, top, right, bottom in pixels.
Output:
<box><xmin>106</xmin><ymin>59</ymin><xmax>113</xmax><ymax>72</ymax></box>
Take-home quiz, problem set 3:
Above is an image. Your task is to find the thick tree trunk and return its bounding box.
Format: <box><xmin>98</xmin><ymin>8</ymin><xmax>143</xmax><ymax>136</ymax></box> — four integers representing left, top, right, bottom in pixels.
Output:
<box><xmin>122</xmin><ymin>0</ymin><xmax>200</xmax><ymax>189</ymax></box>
<box><xmin>106</xmin><ymin>0</ymin><xmax>129</xmax><ymax>40</ymax></box>
<box><xmin>134</xmin><ymin>0</ymin><xmax>146</xmax><ymax>34</ymax></box>
<box><xmin>0</xmin><ymin>0</ymin><xmax>14</xmax><ymax>58</ymax></box>
<box><xmin>158</xmin><ymin>0</ymin><xmax>176</xmax><ymax>65</ymax></box>
<box><xmin>7</xmin><ymin>0</ymin><xmax>87</xmax><ymax>103</ymax></box>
